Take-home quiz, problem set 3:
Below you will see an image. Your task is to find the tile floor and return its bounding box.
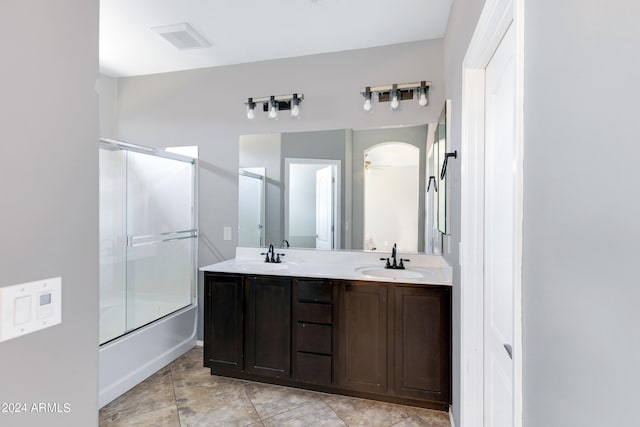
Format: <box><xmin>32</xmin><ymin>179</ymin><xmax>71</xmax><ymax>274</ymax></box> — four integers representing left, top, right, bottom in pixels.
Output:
<box><xmin>99</xmin><ymin>346</ymin><xmax>451</xmax><ymax>427</ymax></box>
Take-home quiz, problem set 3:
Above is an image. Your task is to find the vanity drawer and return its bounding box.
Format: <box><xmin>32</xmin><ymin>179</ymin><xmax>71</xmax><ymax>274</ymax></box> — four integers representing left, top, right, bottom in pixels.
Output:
<box><xmin>295</xmin><ymin>352</ymin><xmax>332</xmax><ymax>386</ymax></box>
<box><xmin>297</xmin><ymin>280</ymin><xmax>332</xmax><ymax>303</ymax></box>
<box><xmin>296</xmin><ymin>323</ymin><xmax>332</xmax><ymax>354</ymax></box>
<box><xmin>296</xmin><ymin>302</ymin><xmax>332</xmax><ymax>324</ymax></box>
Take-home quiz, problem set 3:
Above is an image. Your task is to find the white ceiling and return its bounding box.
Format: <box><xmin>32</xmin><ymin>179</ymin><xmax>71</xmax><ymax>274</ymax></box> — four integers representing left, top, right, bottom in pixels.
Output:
<box><xmin>100</xmin><ymin>0</ymin><xmax>452</xmax><ymax>77</ymax></box>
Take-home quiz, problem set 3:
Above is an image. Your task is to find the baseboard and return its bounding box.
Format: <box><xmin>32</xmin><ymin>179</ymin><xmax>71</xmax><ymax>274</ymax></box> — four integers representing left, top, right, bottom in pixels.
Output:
<box><xmin>196</xmin><ymin>340</ymin><xmax>204</xmax><ymax>347</ymax></box>
<box><xmin>449</xmin><ymin>406</ymin><xmax>456</xmax><ymax>427</ymax></box>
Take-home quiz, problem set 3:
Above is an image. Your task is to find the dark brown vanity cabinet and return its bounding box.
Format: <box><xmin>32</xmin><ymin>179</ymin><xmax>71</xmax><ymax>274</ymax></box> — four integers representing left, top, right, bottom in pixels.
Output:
<box><xmin>244</xmin><ymin>276</ymin><xmax>292</xmax><ymax>379</ymax></box>
<box><xmin>292</xmin><ymin>279</ymin><xmax>336</xmax><ymax>386</ymax></box>
<box><xmin>338</xmin><ymin>282</ymin><xmax>388</xmax><ymax>394</ymax></box>
<box><xmin>203</xmin><ymin>274</ymin><xmax>243</xmax><ymax>375</ymax></box>
<box><xmin>393</xmin><ymin>285</ymin><xmax>451</xmax><ymax>403</ymax></box>
<box><xmin>204</xmin><ymin>272</ymin><xmax>451</xmax><ymax>410</ymax></box>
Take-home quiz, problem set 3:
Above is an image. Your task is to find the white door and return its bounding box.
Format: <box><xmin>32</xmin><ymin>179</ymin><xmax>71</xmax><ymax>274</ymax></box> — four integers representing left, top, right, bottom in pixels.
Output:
<box><xmin>315</xmin><ymin>165</ymin><xmax>334</xmax><ymax>249</ymax></box>
<box><xmin>484</xmin><ymin>23</ymin><xmax>516</xmax><ymax>427</ymax></box>
<box><xmin>238</xmin><ymin>170</ymin><xmax>265</xmax><ymax>247</ymax></box>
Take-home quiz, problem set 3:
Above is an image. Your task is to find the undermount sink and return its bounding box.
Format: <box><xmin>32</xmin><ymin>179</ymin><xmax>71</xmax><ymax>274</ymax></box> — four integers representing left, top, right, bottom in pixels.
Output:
<box><xmin>355</xmin><ymin>266</ymin><xmax>432</xmax><ymax>280</ymax></box>
<box><xmin>232</xmin><ymin>262</ymin><xmax>290</xmax><ymax>273</ymax></box>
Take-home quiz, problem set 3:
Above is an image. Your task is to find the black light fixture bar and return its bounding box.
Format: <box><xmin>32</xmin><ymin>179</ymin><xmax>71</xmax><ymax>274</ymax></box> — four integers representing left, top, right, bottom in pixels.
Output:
<box><xmin>247</xmin><ymin>93</ymin><xmax>304</xmax><ymax>110</ymax></box>
<box><xmin>263</xmin><ymin>100</ymin><xmax>292</xmax><ymax>112</ymax></box>
<box><xmin>378</xmin><ymin>89</ymin><xmax>415</xmax><ymax>102</ymax></box>
<box><xmin>360</xmin><ymin>81</ymin><xmax>431</xmax><ymax>105</ymax></box>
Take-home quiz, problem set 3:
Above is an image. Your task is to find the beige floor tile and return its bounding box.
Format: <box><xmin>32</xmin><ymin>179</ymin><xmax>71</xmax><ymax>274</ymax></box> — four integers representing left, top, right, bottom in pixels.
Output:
<box><xmin>175</xmin><ymin>384</ymin><xmax>260</xmax><ymax>427</ymax></box>
<box><xmin>262</xmin><ymin>400</ymin><xmax>347</xmax><ymax>427</ymax></box>
<box><xmin>100</xmin><ymin>402</ymin><xmax>179</xmax><ymax>427</ymax></box>
<box><xmin>243</xmin><ymin>382</ymin><xmax>320</xmax><ymax>420</ymax></box>
<box><xmin>100</xmin><ymin>347</ymin><xmax>451</xmax><ymax>427</ymax></box>
<box><xmin>410</xmin><ymin>406</ymin><xmax>451</xmax><ymax>427</ymax></box>
<box><xmin>322</xmin><ymin>394</ymin><xmax>417</xmax><ymax>427</ymax></box>
<box><xmin>99</xmin><ymin>367</ymin><xmax>176</xmax><ymax>424</ymax></box>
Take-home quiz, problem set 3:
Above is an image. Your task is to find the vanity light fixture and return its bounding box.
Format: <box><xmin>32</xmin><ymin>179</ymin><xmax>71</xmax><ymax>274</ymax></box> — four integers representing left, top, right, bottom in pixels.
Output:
<box><xmin>363</xmin><ymin>87</ymin><xmax>373</xmax><ymax>112</ymax></box>
<box><xmin>360</xmin><ymin>81</ymin><xmax>431</xmax><ymax>112</ymax></box>
<box><xmin>244</xmin><ymin>93</ymin><xmax>304</xmax><ymax>120</ymax></box>
<box><xmin>246</xmin><ymin>98</ymin><xmax>256</xmax><ymax>120</ymax></box>
<box><xmin>417</xmin><ymin>81</ymin><xmax>429</xmax><ymax>107</ymax></box>
<box><xmin>390</xmin><ymin>84</ymin><xmax>400</xmax><ymax>111</ymax></box>
<box><xmin>291</xmin><ymin>94</ymin><xmax>301</xmax><ymax>118</ymax></box>
<box><xmin>268</xmin><ymin>96</ymin><xmax>278</xmax><ymax>120</ymax></box>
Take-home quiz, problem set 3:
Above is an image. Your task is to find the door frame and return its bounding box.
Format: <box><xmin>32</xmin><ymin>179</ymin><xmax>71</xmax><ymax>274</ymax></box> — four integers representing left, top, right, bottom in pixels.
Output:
<box><xmin>460</xmin><ymin>0</ymin><xmax>524</xmax><ymax>425</ymax></box>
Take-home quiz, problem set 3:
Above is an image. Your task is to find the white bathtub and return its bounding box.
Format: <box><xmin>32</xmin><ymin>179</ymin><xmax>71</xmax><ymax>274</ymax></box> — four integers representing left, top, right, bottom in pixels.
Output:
<box><xmin>98</xmin><ymin>304</ymin><xmax>197</xmax><ymax>408</ymax></box>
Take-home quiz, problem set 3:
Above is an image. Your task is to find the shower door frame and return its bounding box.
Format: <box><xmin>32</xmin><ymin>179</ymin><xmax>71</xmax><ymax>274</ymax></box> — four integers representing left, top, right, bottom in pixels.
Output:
<box><xmin>98</xmin><ymin>138</ymin><xmax>199</xmax><ymax>408</ymax></box>
<box><xmin>99</xmin><ymin>137</ymin><xmax>199</xmax><ymax>343</ymax></box>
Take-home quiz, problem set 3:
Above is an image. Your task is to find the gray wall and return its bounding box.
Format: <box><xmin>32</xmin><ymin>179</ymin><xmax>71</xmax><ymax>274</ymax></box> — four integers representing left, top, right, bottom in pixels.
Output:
<box><xmin>114</xmin><ymin>39</ymin><xmax>445</xmax><ymax>339</ymax></box>
<box><xmin>444</xmin><ymin>0</ymin><xmax>640</xmax><ymax>425</ymax></box>
<box><xmin>523</xmin><ymin>1</ymin><xmax>640</xmax><ymax>425</ymax></box>
<box><xmin>0</xmin><ymin>1</ymin><xmax>99</xmax><ymax>427</ymax></box>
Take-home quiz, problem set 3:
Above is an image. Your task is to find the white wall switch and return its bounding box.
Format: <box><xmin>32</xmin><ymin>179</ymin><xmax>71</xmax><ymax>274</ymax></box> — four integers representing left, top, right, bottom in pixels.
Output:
<box><xmin>0</xmin><ymin>277</ymin><xmax>62</xmax><ymax>342</ymax></box>
<box><xmin>13</xmin><ymin>295</ymin><xmax>31</xmax><ymax>325</ymax></box>
<box><xmin>223</xmin><ymin>227</ymin><xmax>232</xmax><ymax>241</ymax></box>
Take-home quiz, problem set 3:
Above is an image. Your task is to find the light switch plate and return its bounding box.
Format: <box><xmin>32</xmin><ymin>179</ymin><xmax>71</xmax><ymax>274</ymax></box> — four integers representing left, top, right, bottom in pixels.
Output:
<box><xmin>0</xmin><ymin>277</ymin><xmax>62</xmax><ymax>342</ymax></box>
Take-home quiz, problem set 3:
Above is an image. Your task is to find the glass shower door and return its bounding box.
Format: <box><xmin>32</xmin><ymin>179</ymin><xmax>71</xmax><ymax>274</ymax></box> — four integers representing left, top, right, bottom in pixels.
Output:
<box><xmin>99</xmin><ymin>140</ymin><xmax>197</xmax><ymax>344</ymax></box>
<box><xmin>99</xmin><ymin>148</ymin><xmax>127</xmax><ymax>343</ymax></box>
<box><xmin>125</xmin><ymin>151</ymin><xmax>196</xmax><ymax>331</ymax></box>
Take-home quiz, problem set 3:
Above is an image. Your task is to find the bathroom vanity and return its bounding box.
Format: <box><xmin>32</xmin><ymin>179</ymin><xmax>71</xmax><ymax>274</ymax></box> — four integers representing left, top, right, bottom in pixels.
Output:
<box><xmin>201</xmin><ymin>248</ymin><xmax>452</xmax><ymax>411</ymax></box>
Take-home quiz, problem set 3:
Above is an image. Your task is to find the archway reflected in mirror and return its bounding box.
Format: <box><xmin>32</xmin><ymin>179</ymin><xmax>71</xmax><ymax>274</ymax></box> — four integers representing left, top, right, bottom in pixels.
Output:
<box><xmin>364</xmin><ymin>142</ymin><xmax>420</xmax><ymax>253</ymax></box>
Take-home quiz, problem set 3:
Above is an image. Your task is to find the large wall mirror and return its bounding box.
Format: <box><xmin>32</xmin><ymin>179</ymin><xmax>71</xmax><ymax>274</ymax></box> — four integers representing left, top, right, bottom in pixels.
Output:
<box><xmin>239</xmin><ymin>112</ymin><xmax>449</xmax><ymax>254</ymax></box>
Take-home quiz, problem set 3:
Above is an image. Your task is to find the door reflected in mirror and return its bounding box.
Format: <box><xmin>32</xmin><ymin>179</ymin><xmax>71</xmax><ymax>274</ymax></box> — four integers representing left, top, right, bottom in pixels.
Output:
<box><xmin>284</xmin><ymin>159</ymin><xmax>340</xmax><ymax>249</ymax></box>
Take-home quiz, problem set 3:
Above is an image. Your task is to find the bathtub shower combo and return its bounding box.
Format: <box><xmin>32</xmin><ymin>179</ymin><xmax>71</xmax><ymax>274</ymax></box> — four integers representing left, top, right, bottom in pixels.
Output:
<box><xmin>98</xmin><ymin>139</ymin><xmax>198</xmax><ymax>407</ymax></box>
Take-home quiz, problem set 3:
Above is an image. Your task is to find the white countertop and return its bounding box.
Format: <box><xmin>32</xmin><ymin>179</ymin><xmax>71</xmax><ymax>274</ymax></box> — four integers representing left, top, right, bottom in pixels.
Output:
<box><xmin>200</xmin><ymin>247</ymin><xmax>452</xmax><ymax>286</ymax></box>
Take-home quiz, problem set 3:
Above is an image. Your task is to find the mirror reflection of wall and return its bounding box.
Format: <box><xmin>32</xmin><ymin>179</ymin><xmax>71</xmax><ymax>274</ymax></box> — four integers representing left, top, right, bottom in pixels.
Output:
<box><xmin>238</xmin><ymin>168</ymin><xmax>265</xmax><ymax>247</ymax></box>
<box><xmin>364</xmin><ymin>143</ymin><xmax>419</xmax><ymax>253</ymax></box>
<box><xmin>239</xmin><ymin>133</ymin><xmax>282</xmax><ymax>245</ymax></box>
<box><xmin>239</xmin><ymin>123</ymin><xmax>440</xmax><ymax>253</ymax></box>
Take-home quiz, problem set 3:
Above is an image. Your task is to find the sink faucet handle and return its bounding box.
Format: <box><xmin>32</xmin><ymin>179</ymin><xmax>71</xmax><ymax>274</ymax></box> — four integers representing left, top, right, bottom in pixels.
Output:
<box><xmin>379</xmin><ymin>257</ymin><xmax>391</xmax><ymax>268</ymax></box>
<box><xmin>276</xmin><ymin>253</ymin><xmax>285</xmax><ymax>263</ymax></box>
<box><xmin>260</xmin><ymin>252</ymin><xmax>270</xmax><ymax>263</ymax></box>
<box><xmin>398</xmin><ymin>258</ymin><xmax>410</xmax><ymax>269</ymax></box>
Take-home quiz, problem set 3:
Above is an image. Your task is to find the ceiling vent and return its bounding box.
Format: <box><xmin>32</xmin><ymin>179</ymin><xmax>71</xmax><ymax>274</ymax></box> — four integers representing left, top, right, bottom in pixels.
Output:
<box><xmin>151</xmin><ymin>23</ymin><xmax>211</xmax><ymax>50</ymax></box>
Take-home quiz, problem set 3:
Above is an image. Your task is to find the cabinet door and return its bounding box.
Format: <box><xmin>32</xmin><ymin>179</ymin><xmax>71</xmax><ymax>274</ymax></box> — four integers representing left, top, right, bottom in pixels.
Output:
<box><xmin>205</xmin><ymin>274</ymin><xmax>243</xmax><ymax>375</ymax></box>
<box><xmin>394</xmin><ymin>286</ymin><xmax>451</xmax><ymax>403</ymax></box>
<box><xmin>245</xmin><ymin>276</ymin><xmax>292</xmax><ymax>379</ymax></box>
<box><xmin>338</xmin><ymin>282</ymin><xmax>387</xmax><ymax>393</ymax></box>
